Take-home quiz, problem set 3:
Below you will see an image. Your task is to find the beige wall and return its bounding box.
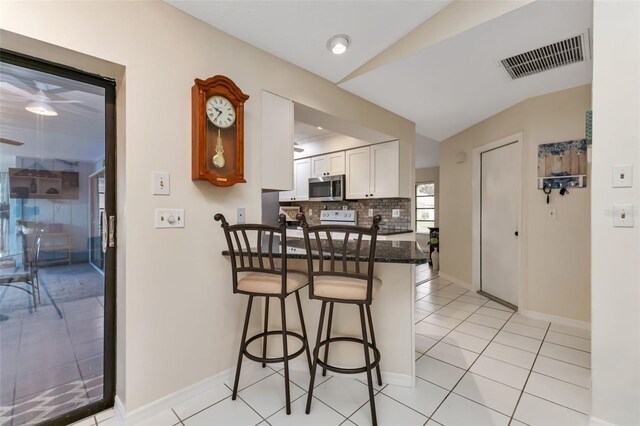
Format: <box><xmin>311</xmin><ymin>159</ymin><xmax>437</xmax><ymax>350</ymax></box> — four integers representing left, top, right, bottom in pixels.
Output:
<box><xmin>0</xmin><ymin>1</ymin><xmax>415</xmax><ymax>412</ymax></box>
<box><xmin>415</xmin><ymin>167</ymin><xmax>440</xmax><ymax>227</ymax></box>
<box><xmin>439</xmin><ymin>85</ymin><xmax>591</xmax><ymax>322</ymax></box>
<box><xmin>591</xmin><ymin>1</ymin><xmax>640</xmax><ymax>424</ymax></box>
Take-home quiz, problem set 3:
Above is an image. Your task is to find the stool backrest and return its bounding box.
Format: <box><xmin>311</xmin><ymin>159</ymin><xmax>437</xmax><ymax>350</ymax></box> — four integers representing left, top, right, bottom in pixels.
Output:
<box><xmin>297</xmin><ymin>213</ymin><xmax>381</xmax><ymax>304</ymax></box>
<box><xmin>215</xmin><ymin>213</ymin><xmax>289</xmax><ymax>296</ymax></box>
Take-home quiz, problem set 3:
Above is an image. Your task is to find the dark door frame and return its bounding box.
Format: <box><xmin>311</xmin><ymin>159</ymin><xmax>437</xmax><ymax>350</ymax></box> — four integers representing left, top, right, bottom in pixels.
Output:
<box><xmin>0</xmin><ymin>49</ymin><xmax>117</xmax><ymax>425</ymax></box>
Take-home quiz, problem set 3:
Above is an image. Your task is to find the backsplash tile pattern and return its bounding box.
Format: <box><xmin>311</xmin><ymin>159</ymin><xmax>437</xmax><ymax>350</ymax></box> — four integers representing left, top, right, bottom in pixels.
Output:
<box><xmin>287</xmin><ymin>198</ymin><xmax>411</xmax><ymax>231</ymax></box>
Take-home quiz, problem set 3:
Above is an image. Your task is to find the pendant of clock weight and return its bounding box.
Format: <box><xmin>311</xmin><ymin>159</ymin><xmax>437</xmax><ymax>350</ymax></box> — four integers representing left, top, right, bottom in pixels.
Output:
<box><xmin>206</xmin><ymin>95</ymin><xmax>236</xmax><ymax>168</ymax></box>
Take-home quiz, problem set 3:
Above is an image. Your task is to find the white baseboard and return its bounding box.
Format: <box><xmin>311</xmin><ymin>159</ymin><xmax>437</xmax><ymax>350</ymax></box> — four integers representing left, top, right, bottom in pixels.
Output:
<box><xmin>114</xmin><ymin>367</ymin><xmax>232</xmax><ymax>425</ymax></box>
<box><xmin>114</xmin><ymin>395</ymin><xmax>126</xmax><ymax>425</ymax></box>
<box><xmin>111</xmin><ymin>363</ymin><xmax>413</xmax><ymax>424</ymax></box>
<box><xmin>590</xmin><ymin>416</ymin><xmax>617</xmax><ymax>426</ymax></box>
<box><xmin>381</xmin><ymin>372</ymin><xmax>414</xmax><ymax>387</ymax></box>
<box><xmin>437</xmin><ymin>272</ymin><xmax>472</xmax><ymax>291</ymax></box>
<box><xmin>518</xmin><ymin>308</ymin><xmax>591</xmax><ymax>331</ymax></box>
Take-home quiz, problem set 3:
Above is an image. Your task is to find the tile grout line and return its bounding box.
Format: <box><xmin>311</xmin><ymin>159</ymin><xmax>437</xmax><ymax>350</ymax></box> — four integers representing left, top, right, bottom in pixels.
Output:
<box><xmin>223</xmin><ymin>383</ymin><xmax>270</xmax><ymax>425</ymax></box>
<box><xmin>424</xmin><ymin>306</ymin><xmax>518</xmax><ymax>421</ymax></box>
<box><xmin>171</xmin><ymin>408</ymin><xmax>185</xmax><ymax>425</ymax></box>
<box><xmin>507</xmin><ymin>323</ymin><xmax>551</xmax><ymax>425</ymax></box>
<box><xmin>415</xmin><ymin>282</ymin><xmax>493</xmax><ymax>361</ymax></box>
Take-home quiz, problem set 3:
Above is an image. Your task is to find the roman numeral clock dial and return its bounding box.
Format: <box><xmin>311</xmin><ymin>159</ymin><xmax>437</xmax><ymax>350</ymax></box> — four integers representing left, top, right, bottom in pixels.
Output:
<box><xmin>192</xmin><ymin>75</ymin><xmax>249</xmax><ymax>187</ymax></box>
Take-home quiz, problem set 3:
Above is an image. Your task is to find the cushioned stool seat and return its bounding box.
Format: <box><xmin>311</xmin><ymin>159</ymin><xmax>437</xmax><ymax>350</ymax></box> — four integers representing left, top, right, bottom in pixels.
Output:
<box><xmin>313</xmin><ymin>275</ymin><xmax>382</xmax><ymax>301</ymax></box>
<box><xmin>215</xmin><ymin>213</ymin><xmax>312</xmax><ymax>416</ymax></box>
<box><xmin>238</xmin><ymin>271</ymin><xmax>308</xmax><ymax>295</ymax></box>
<box><xmin>297</xmin><ymin>213</ymin><xmax>384</xmax><ymax>426</ymax></box>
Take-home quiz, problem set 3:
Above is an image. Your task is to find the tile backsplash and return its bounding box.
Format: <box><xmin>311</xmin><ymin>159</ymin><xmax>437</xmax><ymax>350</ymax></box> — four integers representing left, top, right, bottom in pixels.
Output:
<box><xmin>286</xmin><ymin>198</ymin><xmax>411</xmax><ymax>230</ymax></box>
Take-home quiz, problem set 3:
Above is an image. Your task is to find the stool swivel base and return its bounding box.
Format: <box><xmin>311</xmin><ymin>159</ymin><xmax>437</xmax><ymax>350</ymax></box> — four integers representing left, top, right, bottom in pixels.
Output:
<box><xmin>232</xmin><ymin>292</ymin><xmax>312</xmax><ymax>415</ymax></box>
<box><xmin>305</xmin><ymin>301</ymin><xmax>382</xmax><ymax>426</ymax></box>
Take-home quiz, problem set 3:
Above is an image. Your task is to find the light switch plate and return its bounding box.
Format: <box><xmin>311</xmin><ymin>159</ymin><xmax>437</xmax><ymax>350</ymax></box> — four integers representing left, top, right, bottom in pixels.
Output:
<box><xmin>547</xmin><ymin>207</ymin><xmax>557</xmax><ymax>220</ymax></box>
<box><xmin>368</xmin><ymin>209</ymin><xmax>374</xmax><ymax>217</ymax></box>
<box><xmin>237</xmin><ymin>208</ymin><xmax>245</xmax><ymax>224</ymax></box>
<box><xmin>612</xmin><ymin>165</ymin><xmax>632</xmax><ymax>188</ymax></box>
<box><xmin>308</xmin><ymin>209</ymin><xmax>313</xmax><ymax>216</ymax></box>
<box><xmin>153</xmin><ymin>172</ymin><xmax>170</xmax><ymax>195</ymax></box>
<box><xmin>392</xmin><ymin>209</ymin><xmax>400</xmax><ymax>218</ymax></box>
<box><xmin>155</xmin><ymin>208</ymin><xmax>184</xmax><ymax>228</ymax></box>
<box><xmin>613</xmin><ymin>204</ymin><xmax>634</xmax><ymax>227</ymax></box>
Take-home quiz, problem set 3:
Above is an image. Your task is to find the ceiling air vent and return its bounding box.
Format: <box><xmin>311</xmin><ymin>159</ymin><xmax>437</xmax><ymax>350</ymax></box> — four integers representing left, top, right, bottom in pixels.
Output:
<box><xmin>501</xmin><ymin>34</ymin><xmax>585</xmax><ymax>80</ymax></box>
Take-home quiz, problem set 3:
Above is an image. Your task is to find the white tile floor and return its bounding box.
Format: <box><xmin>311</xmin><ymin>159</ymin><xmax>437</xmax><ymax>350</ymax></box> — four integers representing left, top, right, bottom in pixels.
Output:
<box><xmin>75</xmin><ymin>277</ymin><xmax>591</xmax><ymax>426</ymax></box>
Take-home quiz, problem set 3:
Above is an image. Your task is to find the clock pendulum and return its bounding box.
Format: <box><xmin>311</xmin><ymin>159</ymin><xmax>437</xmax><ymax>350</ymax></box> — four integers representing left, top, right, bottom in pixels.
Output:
<box><xmin>213</xmin><ymin>128</ymin><xmax>225</xmax><ymax>168</ymax></box>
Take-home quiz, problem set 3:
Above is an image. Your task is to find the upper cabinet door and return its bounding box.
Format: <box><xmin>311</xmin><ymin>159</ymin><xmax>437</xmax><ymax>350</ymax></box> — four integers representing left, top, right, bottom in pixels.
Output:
<box><xmin>370</xmin><ymin>140</ymin><xmax>399</xmax><ymax>198</ymax></box>
<box><xmin>310</xmin><ymin>155</ymin><xmax>328</xmax><ymax>178</ymax></box>
<box><xmin>345</xmin><ymin>146</ymin><xmax>371</xmax><ymax>199</ymax></box>
<box><xmin>310</xmin><ymin>151</ymin><xmax>345</xmax><ymax>177</ymax></box>
<box><xmin>262</xmin><ymin>91</ymin><xmax>293</xmax><ymax>191</ymax></box>
<box><xmin>294</xmin><ymin>158</ymin><xmax>311</xmax><ymax>201</ymax></box>
<box><xmin>327</xmin><ymin>151</ymin><xmax>345</xmax><ymax>176</ymax></box>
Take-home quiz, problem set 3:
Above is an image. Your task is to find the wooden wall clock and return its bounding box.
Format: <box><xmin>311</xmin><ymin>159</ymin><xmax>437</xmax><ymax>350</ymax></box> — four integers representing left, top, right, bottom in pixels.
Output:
<box><xmin>192</xmin><ymin>75</ymin><xmax>249</xmax><ymax>187</ymax></box>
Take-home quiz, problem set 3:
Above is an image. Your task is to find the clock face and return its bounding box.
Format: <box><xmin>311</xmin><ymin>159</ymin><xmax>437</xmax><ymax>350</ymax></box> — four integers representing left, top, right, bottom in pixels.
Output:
<box><xmin>206</xmin><ymin>95</ymin><xmax>236</xmax><ymax>128</ymax></box>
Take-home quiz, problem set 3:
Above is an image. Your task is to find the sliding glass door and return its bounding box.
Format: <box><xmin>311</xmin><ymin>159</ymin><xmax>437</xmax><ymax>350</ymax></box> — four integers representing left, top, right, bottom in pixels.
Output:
<box><xmin>0</xmin><ymin>50</ymin><xmax>116</xmax><ymax>425</ymax></box>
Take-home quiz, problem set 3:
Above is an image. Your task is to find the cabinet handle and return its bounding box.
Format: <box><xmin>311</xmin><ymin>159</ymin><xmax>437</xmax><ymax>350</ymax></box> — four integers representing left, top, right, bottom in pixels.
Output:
<box><xmin>365</xmin><ymin>194</ymin><xmax>368</xmax><ymax>197</ymax></box>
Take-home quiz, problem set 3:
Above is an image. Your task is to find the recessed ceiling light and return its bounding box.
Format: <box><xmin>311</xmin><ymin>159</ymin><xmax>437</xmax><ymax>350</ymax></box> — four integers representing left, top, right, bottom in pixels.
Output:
<box><xmin>25</xmin><ymin>101</ymin><xmax>58</xmax><ymax>116</ymax></box>
<box><xmin>327</xmin><ymin>34</ymin><xmax>351</xmax><ymax>55</ymax></box>
<box><xmin>317</xmin><ymin>126</ymin><xmax>323</xmax><ymax>130</ymax></box>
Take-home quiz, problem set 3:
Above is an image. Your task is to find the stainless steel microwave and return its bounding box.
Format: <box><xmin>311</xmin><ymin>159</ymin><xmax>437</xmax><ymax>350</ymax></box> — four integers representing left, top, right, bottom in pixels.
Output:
<box><xmin>308</xmin><ymin>175</ymin><xmax>345</xmax><ymax>202</ymax></box>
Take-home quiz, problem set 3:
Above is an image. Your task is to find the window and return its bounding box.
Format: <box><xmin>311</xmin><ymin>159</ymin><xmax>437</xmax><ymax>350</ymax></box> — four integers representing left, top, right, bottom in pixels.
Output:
<box><xmin>416</xmin><ymin>182</ymin><xmax>435</xmax><ymax>233</ymax></box>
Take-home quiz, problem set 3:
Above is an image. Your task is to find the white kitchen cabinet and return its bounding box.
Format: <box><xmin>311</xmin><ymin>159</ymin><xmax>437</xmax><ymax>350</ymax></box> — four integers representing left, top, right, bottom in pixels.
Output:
<box><xmin>262</xmin><ymin>90</ymin><xmax>293</xmax><ymax>191</ymax></box>
<box><xmin>311</xmin><ymin>151</ymin><xmax>345</xmax><ymax>177</ymax></box>
<box><xmin>370</xmin><ymin>140</ymin><xmax>399</xmax><ymax>198</ymax></box>
<box><xmin>345</xmin><ymin>146</ymin><xmax>371</xmax><ymax>199</ymax></box>
<box><xmin>345</xmin><ymin>141</ymin><xmax>399</xmax><ymax>199</ymax></box>
<box><xmin>280</xmin><ymin>158</ymin><xmax>310</xmax><ymax>201</ymax></box>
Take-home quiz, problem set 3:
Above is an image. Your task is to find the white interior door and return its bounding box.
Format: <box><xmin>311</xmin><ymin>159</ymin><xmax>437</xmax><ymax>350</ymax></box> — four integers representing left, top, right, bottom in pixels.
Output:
<box><xmin>481</xmin><ymin>142</ymin><xmax>520</xmax><ymax>306</ymax></box>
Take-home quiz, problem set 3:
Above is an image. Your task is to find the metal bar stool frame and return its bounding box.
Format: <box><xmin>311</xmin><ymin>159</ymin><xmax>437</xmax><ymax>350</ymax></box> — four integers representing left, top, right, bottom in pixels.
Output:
<box><xmin>297</xmin><ymin>213</ymin><xmax>383</xmax><ymax>426</ymax></box>
<box><xmin>215</xmin><ymin>213</ymin><xmax>312</xmax><ymax>415</ymax></box>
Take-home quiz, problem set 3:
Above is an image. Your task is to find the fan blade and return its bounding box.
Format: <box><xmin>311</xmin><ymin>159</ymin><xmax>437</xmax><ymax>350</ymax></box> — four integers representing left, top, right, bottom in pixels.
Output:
<box><xmin>48</xmin><ymin>100</ymin><xmax>82</xmax><ymax>104</ymax></box>
<box><xmin>34</xmin><ymin>81</ymin><xmax>62</xmax><ymax>92</ymax></box>
<box><xmin>0</xmin><ymin>82</ymin><xmax>38</xmax><ymax>100</ymax></box>
<box><xmin>0</xmin><ymin>137</ymin><xmax>24</xmax><ymax>146</ymax></box>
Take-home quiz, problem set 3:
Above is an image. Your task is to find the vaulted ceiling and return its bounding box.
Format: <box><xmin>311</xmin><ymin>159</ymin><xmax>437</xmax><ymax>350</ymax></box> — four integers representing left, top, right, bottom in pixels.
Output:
<box><xmin>169</xmin><ymin>0</ymin><xmax>593</xmax><ymax>165</ymax></box>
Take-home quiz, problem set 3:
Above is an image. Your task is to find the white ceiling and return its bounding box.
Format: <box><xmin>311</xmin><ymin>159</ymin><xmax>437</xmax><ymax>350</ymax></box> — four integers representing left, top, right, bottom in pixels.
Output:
<box><xmin>340</xmin><ymin>0</ymin><xmax>593</xmax><ymax>141</ymax></box>
<box><xmin>0</xmin><ymin>61</ymin><xmax>105</xmax><ymax>163</ymax></box>
<box><xmin>167</xmin><ymin>0</ymin><xmax>451</xmax><ymax>83</ymax></box>
<box><xmin>169</xmin><ymin>0</ymin><xmax>594</xmax><ymax>167</ymax></box>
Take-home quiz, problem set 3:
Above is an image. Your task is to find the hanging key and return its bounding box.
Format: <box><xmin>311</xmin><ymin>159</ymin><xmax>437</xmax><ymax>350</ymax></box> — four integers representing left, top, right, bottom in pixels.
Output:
<box><xmin>543</xmin><ymin>184</ymin><xmax>552</xmax><ymax>204</ymax></box>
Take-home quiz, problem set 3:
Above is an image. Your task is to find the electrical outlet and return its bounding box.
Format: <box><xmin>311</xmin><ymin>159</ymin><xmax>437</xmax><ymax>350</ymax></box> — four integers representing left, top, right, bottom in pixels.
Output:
<box><xmin>155</xmin><ymin>208</ymin><xmax>184</xmax><ymax>228</ymax></box>
<box><xmin>392</xmin><ymin>240</ymin><xmax>400</xmax><ymax>248</ymax></box>
<box><xmin>547</xmin><ymin>207</ymin><xmax>557</xmax><ymax>220</ymax></box>
<box><xmin>342</xmin><ymin>205</ymin><xmax>348</xmax><ymax>210</ymax></box>
<box><xmin>237</xmin><ymin>208</ymin><xmax>245</xmax><ymax>224</ymax></box>
<box><xmin>392</xmin><ymin>209</ymin><xmax>400</xmax><ymax>218</ymax></box>
<box><xmin>153</xmin><ymin>172</ymin><xmax>170</xmax><ymax>195</ymax></box>
<box><xmin>308</xmin><ymin>209</ymin><xmax>313</xmax><ymax>216</ymax></box>
<box><xmin>368</xmin><ymin>209</ymin><xmax>373</xmax><ymax>217</ymax></box>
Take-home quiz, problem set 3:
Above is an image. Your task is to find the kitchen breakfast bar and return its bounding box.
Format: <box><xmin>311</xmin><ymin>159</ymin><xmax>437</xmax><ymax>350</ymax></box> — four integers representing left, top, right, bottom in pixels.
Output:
<box><xmin>222</xmin><ymin>236</ymin><xmax>428</xmax><ymax>387</ymax></box>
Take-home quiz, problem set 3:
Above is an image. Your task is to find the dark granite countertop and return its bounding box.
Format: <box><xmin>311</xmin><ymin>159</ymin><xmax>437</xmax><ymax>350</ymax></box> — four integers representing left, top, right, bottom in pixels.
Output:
<box><xmin>378</xmin><ymin>229</ymin><xmax>413</xmax><ymax>236</ymax></box>
<box><xmin>285</xmin><ymin>226</ymin><xmax>412</xmax><ymax>236</ymax></box>
<box><xmin>222</xmin><ymin>236</ymin><xmax>427</xmax><ymax>265</ymax></box>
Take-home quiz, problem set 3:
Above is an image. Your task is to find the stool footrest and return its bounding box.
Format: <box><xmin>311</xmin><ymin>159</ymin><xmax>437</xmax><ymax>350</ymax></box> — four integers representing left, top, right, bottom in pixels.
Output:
<box><xmin>243</xmin><ymin>330</ymin><xmax>307</xmax><ymax>364</ymax></box>
<box><xmin>315</xmin><ymin>336</ymin><xmax>381</xmax><ymax>375</ymax></box>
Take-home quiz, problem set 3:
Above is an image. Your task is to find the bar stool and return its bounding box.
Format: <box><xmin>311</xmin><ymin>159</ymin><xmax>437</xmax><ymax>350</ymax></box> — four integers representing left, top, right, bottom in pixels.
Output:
<box><xmin>297</xmin><ymin>213</ymin><xmax>383</xmax><ymax>426</ymax></box>
<box><xmin>215</xmin><ymin>213</ymin><xmax>312</xmax><ymax>415</ymax></box>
